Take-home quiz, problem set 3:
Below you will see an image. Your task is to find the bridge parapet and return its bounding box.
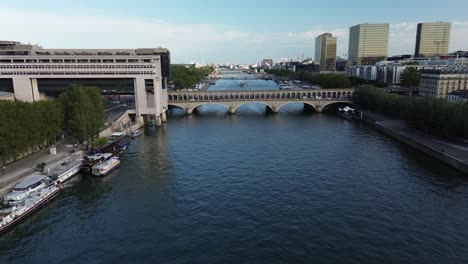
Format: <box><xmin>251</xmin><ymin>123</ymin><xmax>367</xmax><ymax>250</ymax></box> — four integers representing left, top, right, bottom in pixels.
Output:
<box><xmin>168</xmin><ymin>89</ymin><xmax>354</xmax><ymax>102</ymax></box>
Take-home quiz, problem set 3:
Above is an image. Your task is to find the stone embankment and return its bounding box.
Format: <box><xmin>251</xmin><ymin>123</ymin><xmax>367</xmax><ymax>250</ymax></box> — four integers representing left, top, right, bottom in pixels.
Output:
<box><xmin>361</xmin><ymin>111</ymin><xmax>468</xmax><ymax>174</ymax></box>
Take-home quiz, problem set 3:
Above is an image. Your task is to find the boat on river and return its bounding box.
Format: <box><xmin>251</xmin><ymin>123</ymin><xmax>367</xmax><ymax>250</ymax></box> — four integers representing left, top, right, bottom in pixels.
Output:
<box><xmin>130</xmin><ymin>130</ymin><xmax>142</xmax><ymax>138</ymax></box>
<box><xmin>4</xmin><ymin>175</ymin><xmax>49</xmax><ymax>205</ymax></box>
<box><xmin>81</xmin><ymin>153</ymin><xmax>113</xmax><ymax>174</ymax></box>
<box><xmin>91</xmin><ymin>157</ymin><xmax>120</xmax><ymax>177</ymax></box>
<box><xmin>0</xmin><ymin>184</ymin><xmax>61</xmax><ymax>234</ymax></box>
<box><xmin>49</xmin><ymin>159</ymin><xmax>82</xmax><ymax>184</ymax></box>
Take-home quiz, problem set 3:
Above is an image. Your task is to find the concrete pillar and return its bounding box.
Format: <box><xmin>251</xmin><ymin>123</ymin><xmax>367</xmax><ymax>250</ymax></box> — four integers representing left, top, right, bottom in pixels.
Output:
<box><xmin>31</xmin><ymin>78</ymin><xmax>41</xmax><ymax>101</ymax></box>
<box><xmin>136</xmin><ymin>115</ymin><xmax>144</xmax><ymax>125</ymax></box>
<box><xmin>186</xmin><ymin>108</ymin><xmax>194</xmax><ymax>115</ymax></box>
<box><xmin>12</xmin><ymin>77</ymin><xmax>34</xmax><ymax>102</ymax></box>
<box><xmin>228</xmin><ymin>107</ymin><xmax>236</xmax><ymax>115</ymax></box>
<box><xmin>315</xmin><ymin>105</ymin><xmax>323</xmax><ymax>113</ymax></box>
<box><xmin>160</xmin><ymin>112</ymin><xmax>167</xmax><ymax>123</ymax></box>
<box><xmin>155</xmin><ymin>116</ymin><xmax>162</xmax><ymax>127</ymax></box>
<box><xmin>134</xmin><ymin>78</ymin><xmax>147</xmax><ymax>116</ymax></box>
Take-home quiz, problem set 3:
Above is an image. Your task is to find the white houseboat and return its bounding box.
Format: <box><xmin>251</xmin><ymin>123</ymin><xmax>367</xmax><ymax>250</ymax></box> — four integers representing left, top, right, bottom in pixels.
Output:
<box><xmin>91</xmin><ymin>157</ymin><xmax>120</xmax><ymax>177</ymax></box>
<box><xmin>4</xmin><ymin>175</ymin><xmax>49</xmax><ymax>205</ymax></box>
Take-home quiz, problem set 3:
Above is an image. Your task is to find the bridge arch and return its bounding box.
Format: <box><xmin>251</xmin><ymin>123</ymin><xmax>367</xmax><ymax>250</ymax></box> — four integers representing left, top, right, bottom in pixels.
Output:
<box><xmin>321</xmin><ymin>101</ymin><xmax>357</xmax><ymax>112</ymax></box>
<box><xmin>168</xmin><ymin>103</ymin><xmax>186</xmax><ymax>110</ymax></box>
<box><xmin>277</xmin><ymin>101</ymin><xmax>317</xmax><ymax>112</ymax></box>
<box><xmin>233</xmin><ymin>101</ymin><xmax>275</xmax><ymax>113</ymax></box>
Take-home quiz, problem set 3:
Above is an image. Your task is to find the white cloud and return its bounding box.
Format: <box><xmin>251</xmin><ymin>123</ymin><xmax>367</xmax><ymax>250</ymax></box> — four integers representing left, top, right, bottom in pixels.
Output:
<box><xmin>0</xmin><ymin>7</ymin><xmax>466</xmax><ymax>63</ymax></box>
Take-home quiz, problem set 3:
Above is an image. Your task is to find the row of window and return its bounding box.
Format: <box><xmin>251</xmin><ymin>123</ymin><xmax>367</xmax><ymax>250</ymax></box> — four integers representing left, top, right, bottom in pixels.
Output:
<box><xmin>0</xmin><ymin>59</ymin><xmax>155</xmax><ymax>63</ymax></box>
<box><xmin>0</xmin><ymin>65</ymin><xmax>156</xmax><ymax>69</ymax></box>
<box><xmin>0</xmin><ymin>71</ymin><xmax>156</xmax><ymax>76</ymax></box>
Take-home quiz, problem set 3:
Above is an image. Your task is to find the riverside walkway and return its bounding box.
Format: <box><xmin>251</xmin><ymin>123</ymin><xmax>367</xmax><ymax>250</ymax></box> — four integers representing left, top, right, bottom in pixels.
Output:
<box><xmin>363</xmin><ymin>111</ymin><xmax>468</xmax><ymax>174</ymax></box>
<box><xmin>0</xmin><ymin>141</ymin><xmax>81</xmax><ymax>197</ymax></box>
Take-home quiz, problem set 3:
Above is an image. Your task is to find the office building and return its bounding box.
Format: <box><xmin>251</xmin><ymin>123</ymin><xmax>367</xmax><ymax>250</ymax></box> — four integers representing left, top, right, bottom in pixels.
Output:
<box><xmin>0</xmin><ymin>41</ymin><xmax>170</xmax><ymax>123</ymax></box>
<box><xmin>348</xmin><ymin>23</ymin><xmax>389</xmax><ymax>66</ymax></box>
<box><xmin>315</xmin><ymin>33</ymin><xmax>337</xmax><ymax>71</ymax></box>
<box><xmin>415</xmin><ymin>22</ymin><xmax>451</xmax><ymax>57</ymax></box>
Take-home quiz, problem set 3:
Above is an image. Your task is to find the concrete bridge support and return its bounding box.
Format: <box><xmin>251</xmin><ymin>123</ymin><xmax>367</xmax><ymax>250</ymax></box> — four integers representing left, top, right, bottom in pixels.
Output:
<box><xmin>265</xmin><ymin>105</ymin><xmax>279</xmax><ymax>114</ymax></box>
<box><xmin>186</xmin><ymin>108</ymin><xmax>194</xmax><ymax>115</ymax></box>
<box><xmin>160</xmin><ymin>112</ymin><xmax>167</xmax><ymax>123</ymax></box>
<box><xmin>228</xmin><ymin>107</ymin><xmax>236</xmax><ymax>115</ymax></box>
<box><xmin>155</xmin><ymin>115</ymin><xmax>162</xmax><ymax>127</ymax></box>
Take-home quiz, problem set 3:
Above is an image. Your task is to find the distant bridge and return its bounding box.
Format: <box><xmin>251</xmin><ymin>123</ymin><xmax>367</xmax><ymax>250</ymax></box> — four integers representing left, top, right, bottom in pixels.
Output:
<box><xmin>168</xmin><ymin>89</ymin><xmax>355</xmax><ymax>114</ymax></box>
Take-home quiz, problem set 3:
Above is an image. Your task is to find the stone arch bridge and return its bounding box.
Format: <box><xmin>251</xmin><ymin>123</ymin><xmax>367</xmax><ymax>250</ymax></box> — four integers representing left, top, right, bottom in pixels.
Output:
<box><xmin>168</xmin><ymin>89</ymin><xmax>355</xmax><ymax>115</ymax></box>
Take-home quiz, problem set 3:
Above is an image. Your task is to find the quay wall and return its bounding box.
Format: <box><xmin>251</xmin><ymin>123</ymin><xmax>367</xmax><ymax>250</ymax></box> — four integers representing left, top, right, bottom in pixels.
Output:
<box><xmin>374</xmin><ymin>124</ymin><xmax>468</xmax><ymax>174</ymax></box>
<box><xmin>360</xmin><ymin>112</ymin><xmax>468</xmax><ymax>174</ymax></box>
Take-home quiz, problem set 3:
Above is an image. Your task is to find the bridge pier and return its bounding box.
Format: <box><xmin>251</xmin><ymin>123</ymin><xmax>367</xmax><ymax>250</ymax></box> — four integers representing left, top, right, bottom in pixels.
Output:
<box><xmin>160</xmin><ymin>112</ymin><xmax>167</xmax><ymax>123</ymax></box>
<box><xmin>136</xmin><ymin>115</ymin><xmax>144</xmax><ymax>125</ymax></box>
<box><xmin>186</xmin><ymin>108</ymin><xmax>194</xmax><ymax>115</ymax></box>
<box><xmin>155</xmin><ymin>115</ymin><xmax>162</xmax><ymax>127</ymax></box>
<box><xmin>228</xmin><ymin>107</ymin><xmax>236</xmax><ymax>115</ymax></box>
<box><xmin>266</xmin><ymin>105</ymin><xmax>279</xmax><ymax>114</ymax></box>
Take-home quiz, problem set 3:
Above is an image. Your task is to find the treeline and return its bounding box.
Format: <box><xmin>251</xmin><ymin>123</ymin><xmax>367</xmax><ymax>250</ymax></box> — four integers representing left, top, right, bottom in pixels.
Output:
<box><xmin>353</xmin><ymin>85</ymin><xmax>468</xmax><ymax>140</ymax></box>
<box><xmin>60</xmin><ymin>85</ymin><xmax>105</xmax><ymax>143</ymax></box>
<box><xmin>265</xmin><ymin>69</ymin><xmax>351</xmax><ymax>88</ymax></box>
<box><xmin>170</xmin><ymin>65</ymin><xmax>214</xmax><ymax>89</ymax></box>
<box><xmin>0</xmin><ymin>85</ymin><xmax>105</xmax><ymax>164</ymax></box>
<box><xmin>0</xmin><ymin>100</ymin><xmax>63</xmax><ymax>164</ymax></box>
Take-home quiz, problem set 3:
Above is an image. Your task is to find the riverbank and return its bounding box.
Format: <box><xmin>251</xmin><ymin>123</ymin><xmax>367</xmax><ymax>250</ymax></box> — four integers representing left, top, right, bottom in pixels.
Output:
<box><xmin>0</xmin><ymin>110</ymin><xmax>143</xmax><ymax>198</ymax></box>
<box><xmin>360</xmin><ymin>111</ymin><xmax>468</xmax><ymax>174</ymax></box>
<box><xmin>0</xmin><ymin>143</ymin><xmax>84</xmax><ymax>198</ymax></box>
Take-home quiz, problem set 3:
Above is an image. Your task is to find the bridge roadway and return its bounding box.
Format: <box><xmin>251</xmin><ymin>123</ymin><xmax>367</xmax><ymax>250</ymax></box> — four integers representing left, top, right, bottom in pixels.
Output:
<box><xmin>168</xmin><ymin>89</ymin><xmax>355</xmax><ymax>115</ymax></box>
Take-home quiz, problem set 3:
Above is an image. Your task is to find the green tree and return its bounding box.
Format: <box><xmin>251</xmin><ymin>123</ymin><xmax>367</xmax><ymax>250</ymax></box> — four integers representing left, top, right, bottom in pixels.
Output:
<box><xmin>59</xmin><ymin>85</ymin><xmax>105</xmax><ymax>143</ymax></box>
<box><xmin>401</xmin><ymin>67</ymin><xmax>421</xmax><ymax>87</ymax></box>
<box><xmin>0</xmin><ymin>100</ymin><xmax>63</xmax><ymax>164</ymax></box>
<box><xmin>353</xmin><ymin>85</ymin><xmax>468</xmax><ymax>140</ymax></box>
<box><xmin>170</xmin><ymin>65</ymin><xmax>214</xmax><ymax>89</ymax></box>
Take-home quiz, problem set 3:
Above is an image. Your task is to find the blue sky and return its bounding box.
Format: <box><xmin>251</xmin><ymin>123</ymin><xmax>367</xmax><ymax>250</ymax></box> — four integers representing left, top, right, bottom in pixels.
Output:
<box><xmin>1</xmin><ymin>0</ymin><xmax>467</xmax><ymax>63</ymax></box>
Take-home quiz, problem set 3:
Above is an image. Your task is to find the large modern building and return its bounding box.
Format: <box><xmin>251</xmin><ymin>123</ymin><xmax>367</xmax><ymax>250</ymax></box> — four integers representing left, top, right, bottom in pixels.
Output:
<box><xmin>419</xmin><ymin>68</ymin><xmax>468</xmax><ymax>98</ymax></box>
<box><xmin>415</xmin><ymin>22</ymin><xmax>451</xmax><ymax>57</ymax></box>
<box><xmin>348</xmin><ymin>23</ymin><xmax>389</xmax><ymax>66</ymax></box>
<box><xmin>315</xmin><ymin>33</ymin><xmax>337</xmax><ymax>71</ymax></box>
<box><xmin>0</xmin><ymin>41</ymin><xmax>170</xmax><ymax>124</ymax></box>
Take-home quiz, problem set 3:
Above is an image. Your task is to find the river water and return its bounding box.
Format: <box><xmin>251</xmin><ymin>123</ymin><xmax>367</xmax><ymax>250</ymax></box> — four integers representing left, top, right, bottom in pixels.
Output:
<box><xmin>1</xmin><ymin>74</ymin><xmax>468</xmax><ymax>263</ymax></box>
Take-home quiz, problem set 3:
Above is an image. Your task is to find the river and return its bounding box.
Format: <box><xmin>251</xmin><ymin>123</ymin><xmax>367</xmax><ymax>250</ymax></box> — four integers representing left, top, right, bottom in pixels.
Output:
<box><xmin>1</xmin><ymin>73</ymin><xmax>468</xmax><ymax>263</ymax></box>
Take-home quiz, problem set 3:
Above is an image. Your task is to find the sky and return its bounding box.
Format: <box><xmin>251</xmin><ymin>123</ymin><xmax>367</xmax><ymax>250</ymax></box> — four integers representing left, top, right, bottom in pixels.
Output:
<box><xmin>0</xmin><ymin>0</ymin><xmax>467</xmax><ymax>64</ymax></box>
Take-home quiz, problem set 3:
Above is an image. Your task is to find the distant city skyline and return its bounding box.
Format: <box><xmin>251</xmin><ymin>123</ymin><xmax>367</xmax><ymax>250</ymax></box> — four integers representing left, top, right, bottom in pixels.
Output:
<box><xmin>1</xmin><ymin>0</ymin><xmax>468</xmax><ymax>64</ymax></box>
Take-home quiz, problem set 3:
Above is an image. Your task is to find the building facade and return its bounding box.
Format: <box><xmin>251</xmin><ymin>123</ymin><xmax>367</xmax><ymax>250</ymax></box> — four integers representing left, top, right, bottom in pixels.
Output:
<box><xmin>447</xmin><ymin>90</ymin><xmax>468</xmax><ymax>103</ymax></box>
<box><xmin>415</xmin><ymin>22</ymin><xmax>451</xmax><ymax>57</ymax></box>
<box><xmin>315</xmin><ymin>33</ymin><xmax>337</xmax><ymax>71</ymax></box>
<box><xmin>0</xmin><ymin>41</ymin><xmax>170</xmax><ymax>123</ymax></box>
<box><xmin>419</xmin><ymin>68</ymin><xmax>468</xmax><ymax>98</ymax></box>
<box><xmin>348</xmin><ymin>23</ymin><xmax>389</xmax><ymax>66</ymax></box>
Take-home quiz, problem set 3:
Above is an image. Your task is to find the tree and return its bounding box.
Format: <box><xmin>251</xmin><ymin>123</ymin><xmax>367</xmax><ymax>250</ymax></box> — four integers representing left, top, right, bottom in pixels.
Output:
<box><xmin>353</xmin><ymin>85</ymin><xmax>468</xmax><ymax>140</ymax></box>
<box><xmin>59</xmin><ymin>85</ymin><xmax>105</xmax><ymax>143</ymax></box>
<box><xmin>0</xmin><ymin>100</ymin><xmax>63</xmax><ymax>164</ymax></box>
<box><xmin>401</xmin><ymin>67</ymin><xmax>421</xmax><ymax>87</ymax></box>
<box><xmin>170</xmin><ymin>65</ymin><xmax>214</xmax><ymax>89</ymax></box>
